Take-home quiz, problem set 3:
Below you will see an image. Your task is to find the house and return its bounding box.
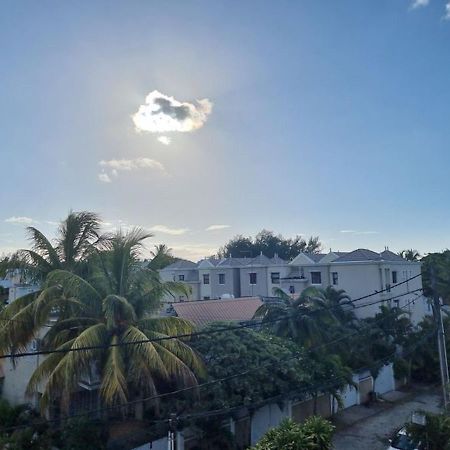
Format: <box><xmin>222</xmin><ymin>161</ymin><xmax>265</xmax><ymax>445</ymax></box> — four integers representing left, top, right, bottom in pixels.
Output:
<box><xmin>159</xmin><ymin>248</ymin><xmax>427</xmax><ymax>323</ymax></box>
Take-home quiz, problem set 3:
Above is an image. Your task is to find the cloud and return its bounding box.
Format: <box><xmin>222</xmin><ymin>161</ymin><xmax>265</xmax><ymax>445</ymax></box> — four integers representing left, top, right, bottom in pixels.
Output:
<box><xmin>157</xmin><ymin>136</ymin><xmax>171</xmax><ymax>146</ymax></box>
<box><xmin>5</xmin><ymin>216</ymin><xmax>37</xmax><ymax>225</ymax></box>
<box><xmin>98</xmin><ymin>172</ymin><xmax>112</xmax><ymax>183</ymax></box>
<box><xmin>411</xmin><ymin>0</ymin><xmax>429</xmax><ymax>8</ymax></box>
<box><xmin>206</xmin><ymin>224</ymin><xmax>231</xmax><ymax>231</ymax></box>
<box><xmin>98</xmin><ymin>157</ymin><xmax>166</xmax><ymax>182</ymax></box>
<box><xmin>170</xmin><ymin>243</ymin><xmax>217</xmax><ymax>261</ymax></box>
<box><xmin>445</xmin><ymin>2</ymin><xmax>450</xmax><ymax>19</ymax></box>
<box><xmin>148</xmin><ymin>225</ymin><xmax>189</xmax><ymax>236</ymax></box>
<box><xmin>132</xmin><ymin>90</ymin><xmax>213</xmax><ymax>135</ymax></box>
<box><xmin>340</xmin><ymin>230</ymin><xmax>379</xmax><ymax>235</ymax></box>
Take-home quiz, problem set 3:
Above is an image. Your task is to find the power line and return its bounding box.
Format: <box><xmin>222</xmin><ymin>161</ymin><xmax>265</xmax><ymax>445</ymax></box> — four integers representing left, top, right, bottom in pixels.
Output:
<box><xmin>0</xmin><ymin>297</ymin><xmax>422</xmax><ymax>433</ymax></box>
<box><xmin>0</xmin><ymin>287</ymin><xmax>424</xmax><ymax>360</ymax></box>
<box><xmin>0</xmin><ymin>317</ymin><xmax>434</xmax><ymax>434</ymax></box>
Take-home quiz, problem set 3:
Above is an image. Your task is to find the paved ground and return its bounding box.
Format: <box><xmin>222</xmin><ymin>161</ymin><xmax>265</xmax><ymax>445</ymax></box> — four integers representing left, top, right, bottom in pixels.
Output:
<box><xmin>332</xmin><ymin>389</ymin><xmax>442</xmax><ymax>450</ymax></box>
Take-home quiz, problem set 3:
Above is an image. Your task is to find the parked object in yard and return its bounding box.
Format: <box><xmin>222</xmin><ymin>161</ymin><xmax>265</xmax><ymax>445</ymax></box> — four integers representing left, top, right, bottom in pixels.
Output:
<box><xmin>388</xmin><ymin>427</ymin><xmax>420</xmax><ymax>450</ymax></box>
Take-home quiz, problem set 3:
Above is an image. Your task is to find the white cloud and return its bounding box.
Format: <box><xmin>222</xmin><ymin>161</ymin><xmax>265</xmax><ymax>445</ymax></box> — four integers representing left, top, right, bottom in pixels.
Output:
<box><xmin>340</xmin><ymin>230</ymin><xmax>378</xmax><ymax>235</ymax></box>
<box><xmin>170</xmin><ymin>243</ymin><xmax>217</xmax><ymax>261</ymax></box>
<box><xmin>157</xmin><ymin>136</ymin><xmax>172</xmax><ymax>146</ymax></box>
<box><xmin>100</xmin><ymin>158</ymin><xmax>165</xmax><ymax>172</ymax></box>
<box><xmin>411</xmin><ymin>0</ymin><xmax>429</xmax><ymax>9</ymax></box>
<box><xmin>148</xmin><ymin>225</ymin><xmax>189</xmax><ymax>236</ymax></box>
<box><xmin>206</xmin><ymin>224</ymin><xmax>231</xmax><ymax>231</ymax></box>
<box><xmin>5</xmin><ymin>216</ymin><xmax>37</xmax><ymax>225</ymax></box>
<box><xmin>98</xmin><ymin>172</ymin><xmax>112</xmax><ymax>183</ymax></box>
<box><xmin>98</xmin><ymin>157</ymin><xmax>166</xmax><ymax>182</ymax></box>
<box><xmin>132</xmin><ymin>90</ymin><xmax>213</xmax><ymax>135</ymax></box>
<box><xmin>445</xmin><ymin>2</ymin><xmax>450</xmax><ymax>19</ymax></box>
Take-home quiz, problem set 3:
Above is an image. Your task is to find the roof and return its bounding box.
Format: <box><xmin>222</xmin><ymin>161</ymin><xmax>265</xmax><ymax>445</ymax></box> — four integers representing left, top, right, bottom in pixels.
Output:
<box><xmin>172</xmin><ymin>297</ymin><xmax>263</xmax><ymax>326</ymax></box>
<box><xmin>271</xmin><ymin>255</ymin><xmax>288</xmax><ymax>265</ymax></box>
<box><xmin>216</xmin><ymin>258</ymin><xmax>248</xmax><ymax>267</ymax></box>
<box><xmin>162</xmin><ymin>259</ymin><xmax>198</xmax><ymax>270</ymax></box>
<box><xmin>379</xmin><ymin>250</ymin><xmax>405</xmax><ymax>261</ymax></box>
<box><xmin>334</xmin><ymin>249</ymin><xmax>382</xmax><ymax>262</ymax></box>
<box><xmin>304</xmin><ymin>253</ymin><xmax>326</xmax><ymax>263</ymax></box>
<box><xmin>248</xmin><ymin>254</ymin><xmax>273</xmax><ymax>266</ymax></box>
<box><xmin>333</xmin><ymin>249</ymin><xmax>407</xmax><ymax>263</ymax></box>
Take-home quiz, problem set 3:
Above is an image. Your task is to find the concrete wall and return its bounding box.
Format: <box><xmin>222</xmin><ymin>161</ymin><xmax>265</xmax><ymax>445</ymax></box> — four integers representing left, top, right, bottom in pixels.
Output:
<box><xmin>375</xmin><ymin>363</ymin><xmax>395</xmax><ymax>394</ymax></box>
<box><xmin>240</xmin><ymin>266</ymin><xmax>268</xmax><ymax>297</ymax></box>
<box><xmin>209</xmin><ymin>267</ymin><xmax>239</xmax><ymax>299</ymax></box>
<box><xmin>250</xmin><ymin>402</ymin><xmax>291</xmax><ymax>445</ymax></box>
<box><xmin>2</xmin><ymin>347</ymin><xmax>40</xmax><ymax>406</ymax></box>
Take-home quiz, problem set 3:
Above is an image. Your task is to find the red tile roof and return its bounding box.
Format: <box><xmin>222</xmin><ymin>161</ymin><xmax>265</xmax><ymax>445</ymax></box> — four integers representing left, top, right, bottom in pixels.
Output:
<box><xmin>172</xmin><ymin>297</ymin><xmax>263</xmax><ymax>327</ymax></box>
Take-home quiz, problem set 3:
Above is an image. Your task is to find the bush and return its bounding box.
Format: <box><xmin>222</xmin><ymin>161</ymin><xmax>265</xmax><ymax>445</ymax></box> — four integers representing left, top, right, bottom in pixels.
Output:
<box><xmin>251</xmin><ymin>417</ymin><xmax>334</xmax><ymax>450</ymax></box>
<box><xmin>56</xmin><ymin>418</ymin><xmax>108</xmax><ymax>450</ymax></box>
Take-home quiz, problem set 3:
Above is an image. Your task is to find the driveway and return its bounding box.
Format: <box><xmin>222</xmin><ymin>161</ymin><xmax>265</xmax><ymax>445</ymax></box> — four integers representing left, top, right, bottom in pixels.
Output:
<box><xmin>332</xmin><ymin>390</ymin><xmax>442</xmax><ymax>450</ymax></box>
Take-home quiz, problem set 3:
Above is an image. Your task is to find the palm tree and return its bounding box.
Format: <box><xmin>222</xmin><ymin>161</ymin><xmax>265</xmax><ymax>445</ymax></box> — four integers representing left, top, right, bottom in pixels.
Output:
<box><xmin>1</xmin><ymin>228</ymin><xmax>204</xmax><ymax>413</ymax></box>
<box><xmin>12</xmin><ymin>211</ymin><xmax>101</xmax><ymax>280</ymax></box>
<box><xmin>399</xmin><ymin>249</ymin><xmax>421</xmax><ymax>262</ymax></box>
<box><xmin>147</xmin><ymin>244</ymin><xmax>177</xmax><ymax>271</ymax></box>
<box><xmin>254</xmin><ymin>287</ymin><xmax>340</xmax><ymax>348</ymax></box>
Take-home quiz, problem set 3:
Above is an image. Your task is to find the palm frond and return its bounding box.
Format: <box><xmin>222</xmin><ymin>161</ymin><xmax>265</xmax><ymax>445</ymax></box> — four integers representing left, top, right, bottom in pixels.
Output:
<box><xmin>100</xmin><ymin>335</ymin><xmax>128</xmax><ymax>405</ymax></box>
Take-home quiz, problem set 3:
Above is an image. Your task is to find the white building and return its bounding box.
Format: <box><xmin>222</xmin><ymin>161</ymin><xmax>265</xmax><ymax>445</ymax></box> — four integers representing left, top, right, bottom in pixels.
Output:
<box><xmin>159</xmin><ymin>248</ymin><xmax>427</xmax><ymax>322</ymax></box>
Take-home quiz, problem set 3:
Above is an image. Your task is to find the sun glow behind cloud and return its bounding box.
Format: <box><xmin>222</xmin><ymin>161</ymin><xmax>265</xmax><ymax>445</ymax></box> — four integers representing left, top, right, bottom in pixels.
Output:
<box><xmin>132</xmin><ymin>90</ymin><xmax>213</xmax><ymax>145</ymax></box>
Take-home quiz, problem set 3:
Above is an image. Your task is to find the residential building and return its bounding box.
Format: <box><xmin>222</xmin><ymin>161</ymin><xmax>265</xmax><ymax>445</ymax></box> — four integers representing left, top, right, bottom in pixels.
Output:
<box><xmin>159</xmin><ymin>248</ymin><xmax>427</xmax><ymax>323</ymax></box>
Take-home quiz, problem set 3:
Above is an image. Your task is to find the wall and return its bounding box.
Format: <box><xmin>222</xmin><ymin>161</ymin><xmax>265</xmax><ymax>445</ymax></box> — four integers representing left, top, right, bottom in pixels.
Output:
<box><xmin>240</xmin><ymin>266</ymin><xmax>268</xmax><ymax>297</ymax></box>
<box><xmin>210</xmin><ymin>267</ymin><xmax>239</xmax><ymax>299</ymax></box>
<box><xmin>375</xmin><ymin>363</ymin><xmax>395</xmax><ymax>394</ymax></box>
<box><xmin>250</xmin><ymin>402</ymin><xmax>291</xmax><ymax>445</ymax></box>
<box><xmin>2</xmin><ymin>350</ymin><xmax>40</xmax><ymax>406</ymax></box>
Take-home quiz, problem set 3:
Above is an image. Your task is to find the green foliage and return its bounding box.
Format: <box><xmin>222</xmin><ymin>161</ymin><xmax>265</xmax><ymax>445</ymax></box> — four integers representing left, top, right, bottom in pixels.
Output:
<box><xmin>0</xmin><ymin>427</ymin><xmax>52</xmax><ymax>450</ymax></box>
<box><xmin>218</xmin><ymin>230</ymin><xmax>321</xmax><ymax>259</ymax></box>
<box><xmin>301</xmin><ymin>416</ymin><xmax>335</xmax><ymax>450</ymax></box>
<box><xmin>407</xmin><ymin>412</ymin><xmax>450</xmax><ymax>450</ymax></box>
<box><xmin>147</xmin><ymin>244</ymin><xmax>179</xmax><ymax>270</ymax></box>
<box><xmin>399</xmin><ymin>249</ymin><xmax>421</xmax><ymax>261</ymax></box>
<box><xmin>0</xmin><ymin>399</ymin><xmax>25</xmax><ymax>428</ymax></box>
<box><xmin>57</xmin><ymin>418</ymin><xmax>108</xmax><ymax>450</ymax></box>
<box><xmin>0</xmin><ymin>226</ymin><xmax>203</xmax><ymax>412</ymax></box>
<box><xmin>422</xmin><ymin>251</ymin><xmax>450</xmax><ymax>304</ymax></box>
<box><xmin>250</xmin><ymin>417</ymin><xmax>334</xmax><ymax>450</ymax></box>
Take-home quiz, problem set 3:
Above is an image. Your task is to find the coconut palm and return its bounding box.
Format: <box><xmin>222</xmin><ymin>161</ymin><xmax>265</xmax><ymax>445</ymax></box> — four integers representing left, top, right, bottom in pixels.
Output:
<box><xmin>1</xmin><ymin>228</ymin><xmax>204</xmax><ymax>412</ymax></box>
<box><xmin>147</xmin><ymin>244</ymin><xmax>177</xmax><ymax>270</ymax></box>
<box><xmin>254</xmin><ymin>287</ymin><xmax>340</xmax><ymax>348</ymax></box>
<box><xmin>12</xmin><ymin>211</ymin><xmax>102</xmax><ymax>280</ymax></box>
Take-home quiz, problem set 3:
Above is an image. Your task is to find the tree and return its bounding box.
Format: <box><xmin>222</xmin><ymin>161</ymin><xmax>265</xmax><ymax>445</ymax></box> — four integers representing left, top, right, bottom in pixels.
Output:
<box><xmin>0</xmin><ymin>229</ymin><xmax>205</xmax><ymax>412</ymax></box>
<box><xmin>250</xmin><ymin>417</ymin><xmax>335</xmax><ymax>450</ymax></box>
<box><xmin>11</xmin><ymin>211</ymin><xmax>101</xmax><ymax>281</ymax></box>
<box><xmin>218</xmin><ymin>230</ymin><xmax>322</xmax><ymax>259</ymax></box>
<box><xmin>407</xmin><ymin>412</ymin><xmax>450</xmax><ymax>450</ymax></box>
<box><xmin>255</xmin><ymin>287</ymin><xmax>341</xmax><ymax>349</ymax></box>
<box><xmin>399</xmin><ymin>249</ymin><xmax>421</xmax><ymax>262</ymax></box>
<box><xmin>147</xmin><ymin>244</ymin><xmax>178</xmax><ymax>270</ymax></box>
<box><xmin>421</xmin><ymin>251</ymin><xmax>450</xmax><ymax>304</ymax></box>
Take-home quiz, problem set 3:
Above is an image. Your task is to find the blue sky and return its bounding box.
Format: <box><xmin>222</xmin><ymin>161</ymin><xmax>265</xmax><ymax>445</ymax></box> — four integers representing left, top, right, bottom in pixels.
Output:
<box><xmin>1</xmin><ymin>0</ymin><xmax>450</xmax><ymax>260</ymax></box>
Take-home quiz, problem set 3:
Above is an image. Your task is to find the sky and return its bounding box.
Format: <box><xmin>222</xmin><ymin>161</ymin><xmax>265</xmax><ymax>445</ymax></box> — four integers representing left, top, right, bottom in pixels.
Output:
<box><xmin>1</xmin><ymin>0</ymin><xmax>450</xmax><ymax>261</ymax></box>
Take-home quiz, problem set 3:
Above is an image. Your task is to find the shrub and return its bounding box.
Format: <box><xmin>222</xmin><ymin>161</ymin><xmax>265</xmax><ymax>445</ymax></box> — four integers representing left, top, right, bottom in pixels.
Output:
<box><xmin>251</xmin><ymin>417</ymin><xmax>334</xmax><ymax>450</ymax></box>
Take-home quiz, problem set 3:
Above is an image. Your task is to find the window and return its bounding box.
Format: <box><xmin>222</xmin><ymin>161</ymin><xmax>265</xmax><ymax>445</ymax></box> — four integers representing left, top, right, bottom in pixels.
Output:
<box><xmin>203</xmin><ymin>274</ymin><xmax>210</xmax><ymax>285</ymax></box>
<box><xmin>179</xmin><ymin>296</ymin><xmax>185</xmax><ymax>302</ymax></box>
<box><xmin>392</xmin><ymin>271</ymin><xmax>398</xmax><ymax>284</ymax></box>
<box><xmin>311</xmin><ymin>271</ymin><xmax>322</xmax><ymax>285</ymax></box>
<box><xmin>289</xmin><ymin>285</ymin><xmax>295</xmax><ymax>294</ymax></box>
<box><xmin>332</xmin><ymin>272</ymin><xmax>338</xmax><ymax>285</ymax></box>
<box><xmin>203</xmin><ymin>296</ymin><xmax>210</xmax><ymax>300</ymax></box>
<box><xmin>218</xmin><ymin>273</ymin><xmax>225</xmax><ymax>285</ymax></box>
<box><xmin>178</xmin><ymin>274</ymin><xmax>185</xmax><ymax>281</ymax></box>
<box><xmin>271</xmin><ymin>272</ymin><xmax>280</xmax><ymax>284</ymax></box>
<box><xmin>249</xmin><ymin>273</ymin><xmax>257</xmax><ymax>285</ymax></box>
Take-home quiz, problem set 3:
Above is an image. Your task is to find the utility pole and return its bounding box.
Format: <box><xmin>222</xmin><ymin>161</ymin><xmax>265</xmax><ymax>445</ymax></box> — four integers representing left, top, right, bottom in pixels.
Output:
<box><xmin>167</xmin><ymin>413</ymin><xmax>177</xmax><ymax>450</ymax></box>
<box><xmin>431</xmin><ymin>265</ymin><xmax>449</xmax><ymax>409</ymax></box>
